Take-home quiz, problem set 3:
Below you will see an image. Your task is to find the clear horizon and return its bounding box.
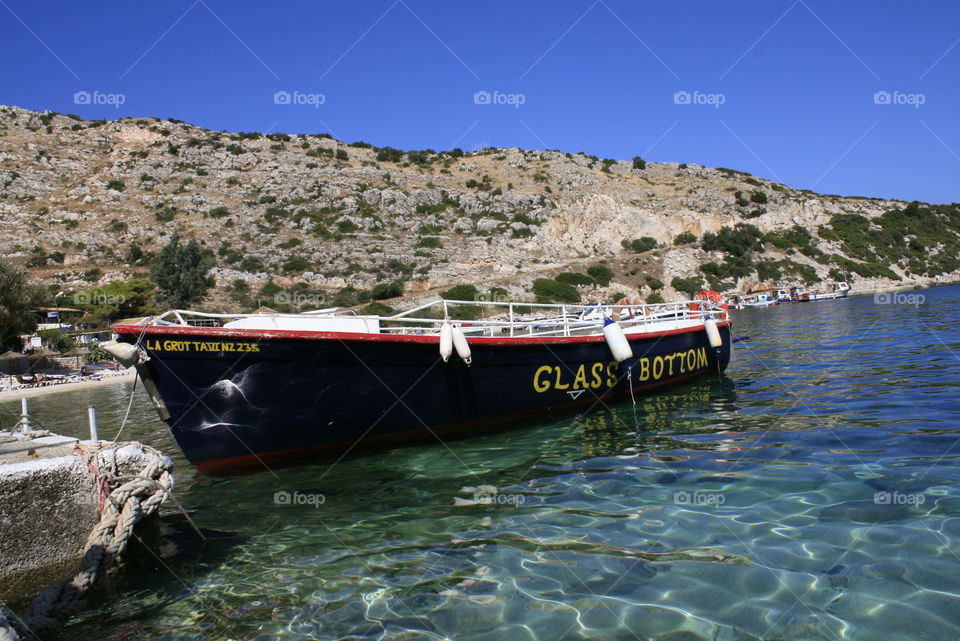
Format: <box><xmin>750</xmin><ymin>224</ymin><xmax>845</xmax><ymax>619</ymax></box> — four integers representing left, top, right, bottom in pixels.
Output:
<box><xmin>2</xmin><ymin>1</ymin><xmax>958</xmax><ymax>204</ymax></box>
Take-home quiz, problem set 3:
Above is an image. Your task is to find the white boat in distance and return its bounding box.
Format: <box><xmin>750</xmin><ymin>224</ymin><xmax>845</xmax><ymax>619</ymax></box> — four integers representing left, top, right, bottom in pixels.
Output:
<box><xmin>809</xmin><ymin>281</ymin><xmax>851</xmax><ymax>301</ymax></box>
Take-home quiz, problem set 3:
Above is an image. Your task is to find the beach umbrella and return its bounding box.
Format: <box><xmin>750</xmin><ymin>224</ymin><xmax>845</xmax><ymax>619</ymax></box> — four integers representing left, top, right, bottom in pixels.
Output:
<box><xmin>64</xmin><ymin>346</ymin><xmax>89</xmax><ymax>370</ymax></box>
<box><xmin>0</xmin><ymin>351</ymin><xmax>27</xmax><ymax>375</ymax></box>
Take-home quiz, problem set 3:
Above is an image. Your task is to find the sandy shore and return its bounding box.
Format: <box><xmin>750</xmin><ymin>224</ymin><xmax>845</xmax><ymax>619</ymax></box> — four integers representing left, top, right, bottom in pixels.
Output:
<box><xmin>0</xmin><ymin>370</ymin><xmax>137</xmax><ymax>402</ymax></box>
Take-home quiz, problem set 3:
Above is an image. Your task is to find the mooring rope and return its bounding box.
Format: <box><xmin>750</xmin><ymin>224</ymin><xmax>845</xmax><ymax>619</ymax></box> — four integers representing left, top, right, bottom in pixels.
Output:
<box><xmin>111</xmin><ymin>369</ymin><xmax>140</xmax><ymax>445</ymax></box>
<box><xmin>0</xmin><ymin>443</ymin><xmax>174</xmax><ymax>641</ymax></box>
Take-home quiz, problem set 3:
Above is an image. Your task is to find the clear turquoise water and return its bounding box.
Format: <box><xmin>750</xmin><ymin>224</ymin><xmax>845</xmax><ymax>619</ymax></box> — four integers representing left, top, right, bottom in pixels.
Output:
<box><xmin>4</xmin><ymin>286</ymin><xmax>960</xmax><ymax>640</ymax></box>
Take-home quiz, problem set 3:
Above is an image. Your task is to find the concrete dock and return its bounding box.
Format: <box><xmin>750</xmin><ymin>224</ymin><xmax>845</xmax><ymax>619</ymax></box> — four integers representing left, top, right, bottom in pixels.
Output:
<box><xmin>0</xmin><ymin>429</ymin><xmax>167</xmax><ymax>606</ymax></box>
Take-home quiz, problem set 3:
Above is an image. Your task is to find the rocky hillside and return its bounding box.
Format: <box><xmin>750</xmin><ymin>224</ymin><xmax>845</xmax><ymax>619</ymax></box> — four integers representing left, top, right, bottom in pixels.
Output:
<box><xmin>0</xmin><ymin>104</ymin><xmax>957</xmax><ymax>311</ymax></box>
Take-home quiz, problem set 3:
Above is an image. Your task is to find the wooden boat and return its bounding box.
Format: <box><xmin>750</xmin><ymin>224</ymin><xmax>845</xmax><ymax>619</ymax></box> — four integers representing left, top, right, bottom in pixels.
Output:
<box><xmin>107</xmin><ymin>295</ymin><xmax>732</xmax><ymax>473</ymax></box>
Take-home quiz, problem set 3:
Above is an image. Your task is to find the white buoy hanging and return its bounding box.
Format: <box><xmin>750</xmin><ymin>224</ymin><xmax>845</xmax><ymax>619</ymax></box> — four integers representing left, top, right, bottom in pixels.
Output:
<box><xmin>452</xmin><ymin>325</ymin><xmax>472</xmax><ymax>365</ymax></box>
<box><xmin>602</xmin><ymin>317</ymin><xmax>634</xmax><ymax>363</ymax></box>
<box><xmin>100</xmin><ymin>340</ymin><xmax>142</xmax><ymax>368</ymax></box>
<box><xmin>703</xmin><ymin>315</ymin><xmax>723</xmax><ymax>348</ymax></box>
<box><xmin>439</xmin><ymin>322</ymin><xmax>454</xmax><ymax>362</ymax></box>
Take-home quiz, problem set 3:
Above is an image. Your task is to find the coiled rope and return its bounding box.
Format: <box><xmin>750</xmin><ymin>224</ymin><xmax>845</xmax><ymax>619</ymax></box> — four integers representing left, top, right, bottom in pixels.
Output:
<box><xmin>0</xmin><ymin>443</ymin><xmax>173</xmax><ymax>641</ymax></box>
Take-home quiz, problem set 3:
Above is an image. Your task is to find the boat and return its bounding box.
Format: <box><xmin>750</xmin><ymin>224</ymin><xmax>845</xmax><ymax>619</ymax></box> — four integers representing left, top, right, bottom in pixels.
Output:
<box><xmin>774</xmin><ymin>288</ymin><xmax>792</xmax><ymax>304</ymax></box>
<box><xmin>788</xmin><ymin>286</ymin><xmax>810</xmax><ymax>303</ymax></box>
<box><xmin>809</xmin><ymin>281</ymin><xmax>851</xmax><ymax>301</ymax></box>
<box><xmin>106</xmin><ymin>294</ymin><xmax>732</xmax><ymax>473</ymax></box>
<box><xmin>728</xmin><ymin>292</ymin><xmax>777</xmax><ymax>309</ymax></box>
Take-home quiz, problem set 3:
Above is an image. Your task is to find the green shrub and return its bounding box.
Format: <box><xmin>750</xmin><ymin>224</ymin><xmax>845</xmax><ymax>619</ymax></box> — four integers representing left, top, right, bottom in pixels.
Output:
<box><xmin>208</xmin><ymin>206</ymin><xmax>229</xmax><ymax>218</ymax></box>
<box><xmin>371</xmin><ymin>281</ymin><xmax>403</xmax><ymax>300</ymax></box>
<box><xmin>106</xmin><ymin>180</ymin><xmax>125</xmax><ymax>191</ymax></box>
<box><xmin>647</xmin><ymin>292</ymin><xmax>665</xmax><ymax>304</ymax></box>
<box><xmin>361</xmin><ymin>302</ymin><xmax>395</xmax><ymax>316</ymax></box>
<box><xmin>417</xmin><ymin>237</ymin><xmax>443</xmax><ymax>248</ymax></box>
<box><xmin>632</xmin><ymin>156</ymin><xmax>646</xmax><ymax>170</ymax></box>
<box><xmin>587</xmin><ymin>264</ymin><xmax>614</xmax><ymax>286</ymax></box>
<box><xmin>375</xmin><ymin>147</ymin><xmax>404</xmax><ymax>162</ymax></box>
<box><xmin>671</xmin><ymin>276</ymin><xmax>702</xmax><ymax>297</ymax></box>
<box><xmin>532</xmin><ymin>278</ymin><xmax>580</xmax><ymax>304</ymax></box>
<box><xmin>701</xmin><ymin>224</ymin><xmax>764</xmax><ymax>257</ymax></box>
<box><xmin>624</xmin><ymin>236</ymin><xmax>658</xmax><ymax>253</ymax></box>
<box><xmin>673</xmin><ymin>232</ymin><xmax>697</xmax><ymax>245</ymax></box>
<box><xmin>750</xmin><ymin>190</ymin><xmax>768</xmax><ymax>204</ymax></box>
<box><xmin>282</xmin><ymin>256</ymin><xmax>310</xmax><ymax>273</ymax></box>
<box><xmin>555</xmin><ymin>272</ymin><xmax>594</xmax><ymax>286</ymax></box>
<box><xmin>442</xmin><ymin>284</ymin><xmax>478</xmax><ymax>300</ymax></box>
<box><xmin>644</xmin><ymin>276</ymin><xmax>664</xmax><ymax>290</ymax></box>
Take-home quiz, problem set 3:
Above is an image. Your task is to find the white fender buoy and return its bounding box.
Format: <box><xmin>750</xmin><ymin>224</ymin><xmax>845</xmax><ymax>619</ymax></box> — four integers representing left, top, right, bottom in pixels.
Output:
<box><xmin>452</xmin><ymin>325</ymin><xmax>472</xmax><ymax>365</ymax></box>
<box><xmin>439</xmin><ymin>322</ymin><xmax>453</xmax><ymax>362</ymax></box>
<box><xmin>704</xmin><ymin>316</ymin><xmax>723</xmax><ymax>348</ymax></box>
<box><xmin>602</xmin><ymin>317</ymin><xmax>633</xmax><ymax>363</ymax></box>
<box><xmin>100</xmin><ymin>340</ymin><xmax>141</xmax><ymax>368</ymax></box>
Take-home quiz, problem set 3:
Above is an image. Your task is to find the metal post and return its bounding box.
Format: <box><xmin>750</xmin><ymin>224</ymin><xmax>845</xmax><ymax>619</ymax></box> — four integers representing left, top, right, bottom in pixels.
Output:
<box><xmin>19</xmin><ymin>397</ymin><xmax>30</xmax><ymax>432</ymax></box>
<box><xmin>87</xmin><ymin>405</ymin><xmax>99</xmax><ymax>442</ymax></box>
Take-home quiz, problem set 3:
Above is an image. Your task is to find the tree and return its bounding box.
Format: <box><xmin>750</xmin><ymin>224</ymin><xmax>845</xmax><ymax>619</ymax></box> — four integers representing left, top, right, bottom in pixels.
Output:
<box><xmin>75</xmin><ymin>279</ymin><xmax>158</xmax><ymax>325</ymax></box>
<box><xmin>150</xmin><ymin>235</ymin><xmax>214</xmax><ymax>308</ymax></box>
<box><xmin>632</xmin><ymin>156</ymin><xmax>646</xmax><ymax>170</ymax></box>
<box><xmin>0</xmin><ymin>261</ymin><xmax>45</xmax><ymax>351</ymax></box>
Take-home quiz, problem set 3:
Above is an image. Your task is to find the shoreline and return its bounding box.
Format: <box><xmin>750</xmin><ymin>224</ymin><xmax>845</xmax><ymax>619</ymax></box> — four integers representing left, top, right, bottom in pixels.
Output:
<box><xmin>0</xmin><ymin>370</ymin><xmax>136</xmax><ymax>403</ymax></box>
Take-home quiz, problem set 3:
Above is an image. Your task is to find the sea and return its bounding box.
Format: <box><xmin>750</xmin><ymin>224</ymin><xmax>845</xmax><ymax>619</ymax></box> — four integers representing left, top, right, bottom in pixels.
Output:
<box><xmin>3</xmin><ymin>285</ymin><xmax>959</xmax><ymax>640</ymax></box>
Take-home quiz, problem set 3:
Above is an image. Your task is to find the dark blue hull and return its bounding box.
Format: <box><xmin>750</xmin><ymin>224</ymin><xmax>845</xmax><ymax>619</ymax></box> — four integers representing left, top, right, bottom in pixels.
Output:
<box><xmin>116</xmin><ymin>323</ymin><xmax>731</xmax><ymax>473</ymax></box>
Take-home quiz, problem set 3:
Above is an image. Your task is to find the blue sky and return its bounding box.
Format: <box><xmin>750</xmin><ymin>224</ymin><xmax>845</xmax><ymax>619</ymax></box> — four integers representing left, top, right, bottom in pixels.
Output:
<box><xmin>1</xmin><ymin>1</ymin><xmax>958</xmax><ymax>203</ymax></box>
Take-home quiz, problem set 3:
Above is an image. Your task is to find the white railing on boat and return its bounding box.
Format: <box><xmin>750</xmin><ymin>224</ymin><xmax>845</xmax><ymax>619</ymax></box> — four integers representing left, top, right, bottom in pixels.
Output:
<box><xmin>137</xmin><ymin>298</ymin><xmax>728</xmax><ymax>339</ymax></box>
